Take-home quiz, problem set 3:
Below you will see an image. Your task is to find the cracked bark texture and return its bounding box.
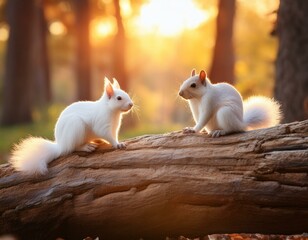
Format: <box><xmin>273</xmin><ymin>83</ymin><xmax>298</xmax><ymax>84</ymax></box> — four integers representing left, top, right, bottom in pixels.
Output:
<box><xmin>0</xmin><ymin>120</ymin><xmax>308</xmax><ymax>240</ymax></box>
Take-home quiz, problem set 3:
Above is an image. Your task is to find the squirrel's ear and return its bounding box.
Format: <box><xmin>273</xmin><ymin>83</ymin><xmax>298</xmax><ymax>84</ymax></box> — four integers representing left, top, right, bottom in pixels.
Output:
<box><xmin>191</xmin><ymin>69</ymin><xmax>196</xmax><ymax>77</ymax></box>
<box><xmin>104</xmin><ymin>77</ymin><xmax>111</xmax><ymax>89</ymax></box>
<box><xmin>104</xmin><ymin>77</ymin><xmax>114</xmax><ymax>99</ymax></box>
<box><xmin>199</xmin><ymin>70</ymin><xmax>207</xmax><ymax>85</ymax></box>
<box><xmin>112</xmin><ymin>78</ymin><xmax>121</xmax><ymax>89</ymax></box>
<box><xmin>106</xmin><ymin>83</ymin><xmax>114</xmax><ymax>99</ymax></box>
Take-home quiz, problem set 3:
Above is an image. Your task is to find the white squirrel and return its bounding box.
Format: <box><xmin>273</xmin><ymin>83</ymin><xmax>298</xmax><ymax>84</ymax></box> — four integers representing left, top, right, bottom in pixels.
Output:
<box><xmin>179</xmin><ymin>69</ymin><xmax>281</xmax><ymax>137</ymax></box>
<box><xmin>10</xmin><ymin>77</ymin><xmax>133</xmax><ymax>175</ymax></box>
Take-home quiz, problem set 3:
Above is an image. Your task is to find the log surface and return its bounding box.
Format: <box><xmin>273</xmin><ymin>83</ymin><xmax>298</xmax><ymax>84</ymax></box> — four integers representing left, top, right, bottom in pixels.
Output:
<box><xmin>0</xmin><ymin>120</ymin><xmax>308</xmax><ymax>239</ymax></box>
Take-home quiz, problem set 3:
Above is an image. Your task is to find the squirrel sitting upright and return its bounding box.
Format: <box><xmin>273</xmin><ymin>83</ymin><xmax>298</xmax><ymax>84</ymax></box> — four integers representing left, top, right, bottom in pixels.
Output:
<box><xmin>11</xmin><ymin>77</ymin><xmax>133</xmax><ymax>175</ymax></box>
<box><xmin>179</xmin><ymin>69</ymin><xmax>281</xmax><ymax>137</ymax></box>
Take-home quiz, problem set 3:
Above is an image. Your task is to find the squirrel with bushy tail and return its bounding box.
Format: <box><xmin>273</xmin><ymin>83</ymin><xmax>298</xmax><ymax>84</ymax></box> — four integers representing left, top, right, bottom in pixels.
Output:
<box><xmin>179</xmin><ymin>69</ymin><xmax>281</xmax><ymax>137</ymax></box>
<box><xmin>11</xmin><ymin>78</ymin><xmax>133</xmax><ymax>175</ymax></box>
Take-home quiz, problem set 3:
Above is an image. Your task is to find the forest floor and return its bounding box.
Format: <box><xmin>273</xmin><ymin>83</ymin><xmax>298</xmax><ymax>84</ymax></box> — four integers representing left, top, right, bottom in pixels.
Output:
<box><xmin>168</xmin><ymin>234</ymin><xmax>308</xmax><ymax>240</ymax></box>
<box><xmin>63</xmin><ymin>234</ymin><xmax>308</xmax><ymax>240</ymax></box>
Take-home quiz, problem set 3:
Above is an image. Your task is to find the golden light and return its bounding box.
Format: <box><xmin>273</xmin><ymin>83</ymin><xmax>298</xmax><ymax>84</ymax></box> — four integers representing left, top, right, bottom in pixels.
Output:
<box><xmin>0</xmin><ymin>24</ymin><xmax>9</xmax><ymax>41</ymax></box>
<box><xmin>239</xmin><ymin>0</ymin><xmax>279</xmax><ymax>16</ymax></box>
<box><xmin>135</xmin><ymin>0</ymin><xmax>211</xmax><ymax>36</ymax></box>
<box><xmin>120</xmin><ymin>0</ymin><xmax>132</xmax><ymax>17</ymax></box>
<box><xmin>49</xmin><ymin>21</ymin><xmax>67</xmax><ymax>36</ymax></box>
<box><xmin>90</xmin><ymin>17</ymin><xmax>117</xmax><ymax>43</ymax></box>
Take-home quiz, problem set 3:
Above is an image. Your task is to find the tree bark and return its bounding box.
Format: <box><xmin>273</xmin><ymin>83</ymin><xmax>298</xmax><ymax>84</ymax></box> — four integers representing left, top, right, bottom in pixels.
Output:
<box><xmin>1</xmin><ymin>0</ymin><xmax>36</xmax><ymax>125</ymax></box>
<box><xmin>73</xmin><ymin>0</ymin><xmax>92</xmax><ymax>101</ymax></box>
<box><xmin>209</xmin><ymin>0</ymin><xmax>236</xmax><ymax>84</ymax></box>
<box><xmin>275</xmin><ymin>0</ymin><xmax>308</xmax><ymax>123</ymax></box>
<box><xmin>0</xmin><ymin>120</ymin><xmax>308</xmax><ymax>239</ymax></box>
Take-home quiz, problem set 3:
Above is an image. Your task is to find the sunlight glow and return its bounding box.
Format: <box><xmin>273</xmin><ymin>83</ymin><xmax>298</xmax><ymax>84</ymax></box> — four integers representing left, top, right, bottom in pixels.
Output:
<box><xmin>49</xmin><ymin>21</ymin><xmax>67</xmax><ymax>36</ymax></box>
<box><xmin>120</xmin><ymin>0</ymin><xmax>132</xmax><ymax>17</ymax></box>
<box><xmin>135</xmin><ymin>0</ymin><xmax>211</xmax><ymax>36</ymax></box>
<box><xmin>90</xmin><ymin>17</ymin><xmax>117</xmax><ymax>43</ymax></box>
<box><xmin>0</xmin><ymin>24</ymin><xmax>9</xmax><ymax>41</ymax></box>
<box><xmin>239</xmin><ymin>0</ymin><xmax>279</xmax><ymax>16</ymax></box>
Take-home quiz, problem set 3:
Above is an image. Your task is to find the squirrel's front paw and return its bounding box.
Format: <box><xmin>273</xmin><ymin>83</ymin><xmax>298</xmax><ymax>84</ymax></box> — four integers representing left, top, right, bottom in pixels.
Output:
<box><xmin>116</xmin><ymin>142</ymin><xmax>127</xmax><ymax>149</ymax></box>
<box><xmin>183</xmin><ymin>127</ymin><xmax>196</xmax><ymax>134</ymax></box>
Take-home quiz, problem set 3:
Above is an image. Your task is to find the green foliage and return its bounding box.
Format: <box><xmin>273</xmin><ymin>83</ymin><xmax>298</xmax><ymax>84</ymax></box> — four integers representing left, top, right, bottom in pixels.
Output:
<box><xmin>0</xmin><ymin>104</ymin><xmax>64</xmax><ymax>164</ymax></box>
<box><xmin>0</xmin><ymin>122</ymin><xmax>53</xmax><ymax>164</ymax></box>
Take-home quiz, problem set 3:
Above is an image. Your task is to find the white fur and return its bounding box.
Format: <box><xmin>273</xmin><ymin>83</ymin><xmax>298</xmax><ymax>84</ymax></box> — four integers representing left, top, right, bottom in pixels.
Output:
<box><xmin>243</xmin><ymin>96</ymin><xmax>281</xmax><ymax>130</ymax></box>
<box><xmin>10</xmin><ymin>78</ymin><xmax>133</xmax><ymax>175</ymax></box>
<box><xmin>11</xmin><ymin>137</ymin><xmax>60</xmax><ymax>175</ymax></box>
<box><xmin>179</xmin><ymin>70</ymin><xmax>282</xmax><ymax>137</ymax></box>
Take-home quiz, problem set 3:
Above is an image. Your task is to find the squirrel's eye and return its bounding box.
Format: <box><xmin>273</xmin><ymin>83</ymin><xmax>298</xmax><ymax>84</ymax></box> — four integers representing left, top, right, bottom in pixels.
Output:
<box><xmin>190</xmin><ymin>83</ymin><xmax>196</xmax><ymax>88</ymax></box>
<box><xmin>117</xmin><ymin>96</ymin><xmax>122</xmax><ymax>100</ymax></box>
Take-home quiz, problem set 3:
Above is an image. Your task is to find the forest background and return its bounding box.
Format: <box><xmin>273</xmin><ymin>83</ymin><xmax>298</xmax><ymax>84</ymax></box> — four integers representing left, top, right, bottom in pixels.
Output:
<box><xmin>0</xmin><ymin>0</ymin><xmax>303</xmax><ymax>163</ymax></box>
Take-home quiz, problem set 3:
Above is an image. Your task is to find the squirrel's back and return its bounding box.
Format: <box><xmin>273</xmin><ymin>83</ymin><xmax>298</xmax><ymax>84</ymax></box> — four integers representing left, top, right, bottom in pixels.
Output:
<box><xmin>57</xmin><ymin>101</ymin><xmax>97</xmax><ymax>121</ymax></box>
<box><xmin>212</xmin><ymin>82</ymin><xmax>243</xmax><ymax>109</ymax></box>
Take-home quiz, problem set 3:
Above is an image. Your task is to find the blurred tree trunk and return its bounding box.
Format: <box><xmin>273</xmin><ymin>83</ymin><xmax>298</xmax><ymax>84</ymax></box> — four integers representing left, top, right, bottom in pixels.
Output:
<box><xmin>274</xmin><ymin>0</ymin><xmax>308</xmax><ymax>123</ymax></box>
<box><xmin>112</xmin><ymin>0</ymin><xmax>128</xmax><ymax>91</ymax></box>
<box><xmin>73</xmin><ymin>0</ymin><xmax>92</xmax><ymax>100</ymax></box>
<box><xmin>209</xmin><ymin>0</ymin><xmax>236</xmax><ymax>84</ymax></box>
<box><xmin>113</xmin><ymin>0</ymin><xmax>135</xmax><ymax>129</ymax></box>
<box><xmin>1</xmin><ymin>0</ymin><xmax>35</xmax><ymax>125</ymax></box>
<box><xmin>32</xmin><ymin>0</ymin><xmax>51</xmax><ymax>106</ymax></box>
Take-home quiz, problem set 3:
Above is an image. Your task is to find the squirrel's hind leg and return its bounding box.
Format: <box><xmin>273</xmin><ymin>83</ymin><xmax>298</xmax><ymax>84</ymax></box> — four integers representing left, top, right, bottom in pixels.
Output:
<box><xmin>76</xmin><ymin>142</ymin><xmax>98</xmax><ymax>152</ymax></box>
<box><xmin>210</xmin><ymin>106</ymin><xmax>244</xmax><ymax>137</ymax></box>
<box><xmin>208</xmin><ymin>129</ymin><xmax>227</xmax><ymax>138</ymax></box>
<box><xmin>56</xmin><ymin>117</ymin><xmax>89</xmax><ymax>154</ymax></box>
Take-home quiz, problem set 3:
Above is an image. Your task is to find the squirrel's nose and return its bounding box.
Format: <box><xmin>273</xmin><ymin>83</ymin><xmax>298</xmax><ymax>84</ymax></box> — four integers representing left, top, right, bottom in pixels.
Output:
<box><xmin>179</xmin><ymin>91</ymin><xmax>184</xmax><ymax>97</ymax></box>
<box><xmin>129</xmin><ymin>103</ymin><xmax>133</xmax><ymax>108</ymax></box>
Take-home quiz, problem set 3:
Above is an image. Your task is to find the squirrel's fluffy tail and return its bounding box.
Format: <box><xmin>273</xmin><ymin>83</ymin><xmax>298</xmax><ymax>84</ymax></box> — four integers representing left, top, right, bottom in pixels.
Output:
<box><xmin>10</xmin><ymin>137</ymin><xmax>61</xmax><ymax>175</ymax></box>
<box><xmin>243</xmin><ymin>96</ymin><xmax>282</xmax><ymax>130</ymax></box>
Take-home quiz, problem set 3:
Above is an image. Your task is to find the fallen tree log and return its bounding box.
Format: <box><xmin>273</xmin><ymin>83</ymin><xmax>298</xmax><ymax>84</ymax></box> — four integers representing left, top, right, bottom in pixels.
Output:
<box><xmin>0</xmin><ymin>120</ymin><xmax>308</xmax><ymax>239</ymax></box>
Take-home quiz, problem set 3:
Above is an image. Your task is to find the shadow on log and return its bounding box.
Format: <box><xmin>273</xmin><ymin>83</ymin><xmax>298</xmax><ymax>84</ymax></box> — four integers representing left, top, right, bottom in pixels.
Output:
<box><xmin>0</xmin><ymin>120</ymin><xmax>308</xmax><ymax>239</ymax></box>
